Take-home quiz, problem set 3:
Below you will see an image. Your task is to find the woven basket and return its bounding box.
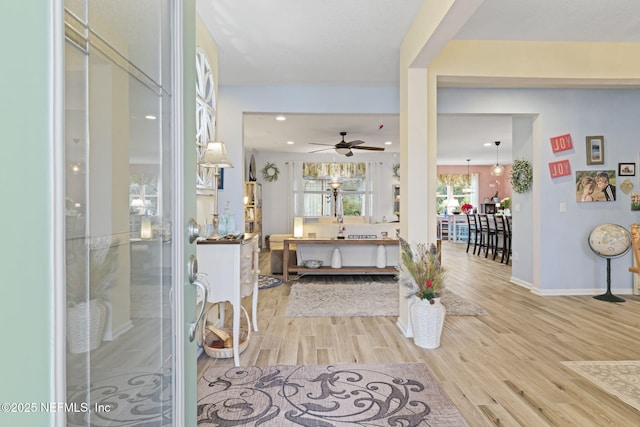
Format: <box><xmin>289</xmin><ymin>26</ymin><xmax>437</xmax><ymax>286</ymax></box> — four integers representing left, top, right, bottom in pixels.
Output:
<box><xmin>202</xmin><ymin>305</ymin><xmax>251</xmax><ymax>359</ymax></box>
<box><xmin>67</xmin><ymin>299</ymin><xmax>107</xmax><ymax>354</ymax></box>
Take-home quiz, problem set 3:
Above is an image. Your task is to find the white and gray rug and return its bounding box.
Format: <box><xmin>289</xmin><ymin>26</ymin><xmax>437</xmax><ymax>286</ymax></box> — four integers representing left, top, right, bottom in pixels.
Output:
<box><xmin>286</xmin><ymin>281</ymin><xmax>487</xmax><ymax>317</ymax></box>
<box><xmin>198</xmin><ymin>363</ymin><xmax>469</xmax><ymax>426</ymax></box>
<box><xmin>562</xmin><ymin>360</ymin><xmax>640</xmax><ymax>412</ymax></box>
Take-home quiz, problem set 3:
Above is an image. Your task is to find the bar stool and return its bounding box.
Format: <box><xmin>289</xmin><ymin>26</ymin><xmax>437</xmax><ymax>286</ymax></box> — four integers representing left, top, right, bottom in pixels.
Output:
<box><xmin>492</xmin><ymin>215</ymin><xmax>506</xmax><ymax>262</ymax></box>
<box><xmin>466</xmin><ymin>214</ymin><xmax>479</xmax><ymax>254</ymax></box>
<box><xmin>504</xmin><ymin>216</ymin><xmax>513</xmax><ymax>264</ymax></box>
<box><xmin>477</xmin><ymin>214</ymin><xmax>496</xmax><ymax>258</ymax></box>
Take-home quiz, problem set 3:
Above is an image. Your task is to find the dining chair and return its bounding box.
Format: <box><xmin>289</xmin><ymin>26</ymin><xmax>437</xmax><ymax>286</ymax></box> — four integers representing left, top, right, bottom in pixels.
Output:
<box><xmin>503</xmin><ymin>216</ymin><xmax>513</xmax><ymax>264</ymax></box>
<box><xmin>466</xmin><ymin>214</ymin><xmax>479</xmax><ymax>254</ymax></box>
<box><xmin>492</xmin><ymin>215</ymin><xmax>507</xmax><ymax>262</ymax></box>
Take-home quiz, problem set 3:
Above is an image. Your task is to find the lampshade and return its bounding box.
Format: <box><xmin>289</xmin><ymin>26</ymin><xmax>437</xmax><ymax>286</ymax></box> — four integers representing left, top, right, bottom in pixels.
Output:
<box><xmin>199</xmin><ymin>141</ymin><xmax>234</xmax><ymax>168</ymax></box>
<box><xmin>293</xmin><ymin>217</ymin><xmax>304</xmax><ymax>238</ymax></box>
<box><xmin>447</xmin><ymin>199</ymin><xmax>460</xmax><ymax>208</ymax></box>
<box><xmin>329</xmin><ymin>181</ymin><xmax>342</xmax><ymax>189</ymax></box>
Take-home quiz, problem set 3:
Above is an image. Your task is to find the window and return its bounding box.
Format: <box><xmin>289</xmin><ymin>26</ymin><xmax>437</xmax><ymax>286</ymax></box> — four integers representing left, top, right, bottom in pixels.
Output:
<box><xmin>437</xmin><ymin>173</ymin><xmax>478</xmax><ymax>213</ymax></box>
<box><xmin>303</xmin><ymin>177</ymin><xmax>365</xmax><ymax>217</ymax></box>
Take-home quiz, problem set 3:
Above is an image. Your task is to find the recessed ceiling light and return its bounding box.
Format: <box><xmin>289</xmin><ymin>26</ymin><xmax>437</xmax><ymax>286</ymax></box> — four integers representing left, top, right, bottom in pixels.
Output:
<box><xmin>384</xmin><ymin>141</ymin><xmax>392</xmax><ymax>145</ymax></box>
<box><xmin>275</xmin><ymin>115</ymin><xmax>286</xmax><ymax>121</ymax></box>
<box><xmin>483</xmin><ymin>142</ymin><xmax>492</xmax><ymax>147</ymax></box>
<box><xmin>145</xmin><ymin>114</ymin><xmax>157</xmax><ymax>120</ymax></box>
<box><xmin>286</xmin><ymin>141</ymin><xmax>295</xmax><ymax>145</ymax></box>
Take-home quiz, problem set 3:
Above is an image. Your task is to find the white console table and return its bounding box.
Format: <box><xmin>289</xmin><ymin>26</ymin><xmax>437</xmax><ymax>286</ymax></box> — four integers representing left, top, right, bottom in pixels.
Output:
<box><xmin>283</xmin><ymin>238</ymin><xmax>399</xmax><ymax>281</ymax></box>
<box><xmin>196</xmin><ymin>233</ymin><xmax>260</xmax><ymax>366</ymax></box>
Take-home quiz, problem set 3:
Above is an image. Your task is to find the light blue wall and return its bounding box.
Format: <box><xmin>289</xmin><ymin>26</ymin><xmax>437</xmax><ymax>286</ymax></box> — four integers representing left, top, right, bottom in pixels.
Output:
<box><xmin>0</xmin><ymin>1</ymin><xmax>54</xmax><ymax>425</ymax></box>
<box><xmin>439</xmin><ymin>88</ymin><xmax>640</xmax><ymax>295</ymax></box>
<box><xmin>217</xmin><ymin>86</ymin><xmax>399</xmax><ymax>222</ymax></box>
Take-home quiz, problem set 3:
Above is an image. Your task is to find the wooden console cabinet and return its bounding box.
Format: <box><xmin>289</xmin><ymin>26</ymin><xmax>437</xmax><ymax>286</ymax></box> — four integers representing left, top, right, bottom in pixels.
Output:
<box><xmin>196</xmin><ymin>233</ymin><xmax>260</xmax><ymax>366</ymax></box>
<box><xmin>282</xmin><ymin>238</ymin><xmax>399</xmax><ymax>281</ymax></box>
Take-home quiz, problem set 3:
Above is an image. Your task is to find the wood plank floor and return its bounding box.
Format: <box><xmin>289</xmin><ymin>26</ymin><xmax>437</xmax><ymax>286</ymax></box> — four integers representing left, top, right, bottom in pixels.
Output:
<box><xmin>197</xmin><ymin>241</ymin><xmax>640</xmax><ymax>426</ymax></box>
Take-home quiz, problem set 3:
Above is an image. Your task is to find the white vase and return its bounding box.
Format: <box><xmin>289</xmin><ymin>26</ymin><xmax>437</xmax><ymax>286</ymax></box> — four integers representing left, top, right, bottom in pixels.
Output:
<box><xmin>330</xmin><ymin>248</ymin><xmax>342</xmax><ymax>268</ymax></box>
<box><xmin>66</xmin><ymin>299</ymin><xmax>107</xmax><ymax>354</ymax></box>
<box><xmin>376</xmin><ymin>244</ymin><xmax>386</xmax><ymax>268</ymax></box>
<box><xmin>410</xmin><ymin>297</ymin><xmax>445</xmax><ymax>349</ymax></box>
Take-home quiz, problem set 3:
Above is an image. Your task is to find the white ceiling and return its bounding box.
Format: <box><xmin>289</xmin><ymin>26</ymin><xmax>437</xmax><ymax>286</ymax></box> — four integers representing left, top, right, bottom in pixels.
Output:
<box><xmin>197</xmin><ymin>0</ymin><xmax>640</xmax><ymax>165</ymax></box>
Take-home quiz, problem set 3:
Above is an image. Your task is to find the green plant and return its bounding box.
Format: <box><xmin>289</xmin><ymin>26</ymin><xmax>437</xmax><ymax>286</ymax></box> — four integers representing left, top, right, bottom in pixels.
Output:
<box><xmin>500</xmin><ymin>197</ymin><xmax>511</xmax><ymax>210</ymax></box>
<box><xmin>398</xmin><ymin>238</ymin><xmax>446</xmax><ymax>301</ymax></box>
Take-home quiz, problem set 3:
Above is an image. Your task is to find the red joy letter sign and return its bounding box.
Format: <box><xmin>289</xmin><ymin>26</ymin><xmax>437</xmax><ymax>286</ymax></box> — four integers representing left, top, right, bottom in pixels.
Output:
<box><xmin>549</xmin><ymin>160</ymin><xmax>571</xmax><ymax>178</ymax></box>
<box><xmin>550</xmin><ymin>134</ymin><xmax>573</xmax><ymax>153</ymax></box>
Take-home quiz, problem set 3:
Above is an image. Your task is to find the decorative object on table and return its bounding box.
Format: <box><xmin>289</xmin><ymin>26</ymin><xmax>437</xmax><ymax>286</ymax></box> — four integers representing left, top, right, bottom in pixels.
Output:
<box><xmin>618</xmin><ymin>162</ymin><xmax>636</xmax><ymax>176</ymax></box>
<box><xmin>490</xmin><ymin>141</ymin><xmax>504</xmax><ymax>176</ymax></box>
<box><xmin>198</xmin><ymin>363</ymin><xmax>470</xmax><ymax>426</ymax></box>
<box><xmin>549</xmin><ymin>159</ymin><xmax>571</xmax><ymax>179</ymax></box>
<box><xmin>511</xmin><ymin>158</ymin><xmax>533</xmax><ymax>192</ymax></box>
<box><xmin>549</xmin><ymin>133</ymin><xmax>573</xmax><ymax>153</ymax></box>
<box><xmin>620</xmin><ymin>179</ymin><xmax>634</xmax><ymax>195</ymax></box>
<box><xmin>576</xmin><ymin>170</ymin><xmax>616</xmax><ymax>202</ymax></box>
<box><xmin>199</xmin><ymin>141</ymin><xmax>234</xmax><ymax>239</ymax></box>
<box><xmin>500</xmin><ymin>197</ymin><xmax>511</xmax><ymax>210</ymax></box>
<box><xmin>447</xmin><ymin>198</ymin><xmax>460</xmax><ymax>214</ymax></box>
<box><xmin>376</xmin><ymin>244</ymin><xmax>387</xmax><ymax>268</ymax></box>
<box><xmin>392</xmin><ymin>162</ymin><xmax>400</xmax><ymax>178</ymax></box>
<box><xmin>302</xmin><ymin>259</ymin><xmax>323</xmax><ymax>269</ymax></box>
<box><xmin>261</xmin><ymin>161</ymin><xmax>279</xmax><ymax>182</ymax></box>
<box><xmin>461</xmin><ymin>203</ymin><xmax>473</xmax><ymax>214</ymax></box>
<box><xmin>398</xmin><ymin>238</ymin><xmax>446</xmax><ymax>349</ymax></box>
<box><xmin>258</xmin><ymin>275</ymin><xmax>283</xmax><ymax>290</ymax></box>
<box><xmin>248</xmin><ymin>153</ymin><xmax>256</xmax><ymax>181</ymax></box>
<box><xmin>586</xmin><ymin>135</ymin><xmax>605</xmax><ymax>165</ymax></box>
<box><xmin>330</xmin><ymin>248</ymin><xmax>342</xmax><ymax>268</ymax></box>
<box><xmin>588</xmin><ymin>224</ymin><xmax>632</xmax><ymax>302</ymax></box>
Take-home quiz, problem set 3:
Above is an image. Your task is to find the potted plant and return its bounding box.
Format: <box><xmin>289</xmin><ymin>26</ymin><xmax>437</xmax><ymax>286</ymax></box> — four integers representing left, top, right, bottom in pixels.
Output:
<box><xmin>500</xmin><ymin>197</ymin><xmax>511</xmax><ymax>210</ymax></box>
<box><xmin>66</xmin><ymin>237</ymin><xmax>120</xmax><ymax>353</ymax></box>
<box><xmin>461</xmin><ymin>203</ymin><xmax>473</xmax><ymax>214</ymax></box>
<box><xmin>397</xmin><ymin>238</ymin><xmax>446</xmax><ymax>349</ymax></box>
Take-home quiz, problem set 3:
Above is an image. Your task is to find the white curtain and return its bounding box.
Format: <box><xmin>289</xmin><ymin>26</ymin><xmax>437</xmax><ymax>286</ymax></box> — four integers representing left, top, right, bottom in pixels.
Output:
<box><xmin>287</xmin><ymin>162</ymin><xmax>305</xmax><ymax>231</ymax></box>
<box><xmin>367</xmin><ymin>162</ymin><xmax>381</xmax><ymax>221</ymax></box>
<box><xmin>471</xmin><ymin>172</ymin><xmax>479</xmax><ymax>209</ymax></box>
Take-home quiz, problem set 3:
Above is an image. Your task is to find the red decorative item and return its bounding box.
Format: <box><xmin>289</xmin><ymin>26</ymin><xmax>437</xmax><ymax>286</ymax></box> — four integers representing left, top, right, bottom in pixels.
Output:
<box><xmin>549</xmin><ymin>160</ymin><xmax>571</xmax><ymax>178</ymax></box>
<box><xmin>550</xmin><ymin>134</ymin><xmax>573</xmax><ymax>153</ymax></box>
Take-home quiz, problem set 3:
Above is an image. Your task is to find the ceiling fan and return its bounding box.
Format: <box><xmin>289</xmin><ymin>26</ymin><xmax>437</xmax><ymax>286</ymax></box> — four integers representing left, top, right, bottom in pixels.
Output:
<box><xmin>309</xmin><ymin>131</ymin><xmax>384</xmax><ymax>157</ymax></box>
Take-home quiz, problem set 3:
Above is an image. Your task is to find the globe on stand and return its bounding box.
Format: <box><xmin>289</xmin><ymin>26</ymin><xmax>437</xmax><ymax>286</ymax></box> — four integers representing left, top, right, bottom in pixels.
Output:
<box><xmin>588</xmin><ymin>224</ymin><xmax>632</xmax><ymax>302</ymax></box>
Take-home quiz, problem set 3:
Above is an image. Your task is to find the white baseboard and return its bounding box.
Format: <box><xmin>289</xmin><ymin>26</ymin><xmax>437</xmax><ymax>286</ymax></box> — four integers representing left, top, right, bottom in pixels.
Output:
<box><xmin>510</xmin><ymin>276</ymin><xmax>634</xmax><ymax>296</ymax></box>
<box><xmin>396</xmin><ymin>318</ymin><xmax>412</xmax><ymax>338</ymax></box>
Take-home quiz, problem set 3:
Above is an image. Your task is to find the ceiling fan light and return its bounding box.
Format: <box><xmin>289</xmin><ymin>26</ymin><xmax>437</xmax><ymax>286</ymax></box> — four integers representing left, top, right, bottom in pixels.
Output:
<box><xmin>335</xmin><ymin>147</ymin><xmax>351</xmax><ymax>155</ymax></box>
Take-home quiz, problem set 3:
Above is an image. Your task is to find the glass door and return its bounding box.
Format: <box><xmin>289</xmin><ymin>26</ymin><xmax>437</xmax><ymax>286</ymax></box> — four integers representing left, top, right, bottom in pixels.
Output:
<box><xmin>63</xmin><ymin>1</ymin><xmax>192</xmax><ymax>424</ymax></box>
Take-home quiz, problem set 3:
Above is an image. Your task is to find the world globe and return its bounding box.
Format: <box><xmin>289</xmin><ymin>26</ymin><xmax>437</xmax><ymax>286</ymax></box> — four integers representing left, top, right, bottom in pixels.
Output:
<box><xmin>588</xmin><ymin>224</ymin><xmax>632</xmax><ymax>258</ymax></box>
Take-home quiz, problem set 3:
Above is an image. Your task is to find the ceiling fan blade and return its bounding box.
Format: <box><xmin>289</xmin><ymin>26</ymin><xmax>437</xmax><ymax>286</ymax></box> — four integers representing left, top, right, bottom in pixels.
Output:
<box><xmin>308</xmin><ymin>142</ymin><xmax>335</xmax><ymax>146</ymax></box>
<box><xmin>348</xmin><ymin>140</ymin><xmax>366</xmax><ymax>146</ymax></box>
<box><xmin>309</xmin><ymin>147</ymin><xmax>334</xmax><ymax>153</ymax></box>
<box><xmin>352</xmin><ymin>145</ymin><xmax>384</xmax><ymax>151</ymax></box>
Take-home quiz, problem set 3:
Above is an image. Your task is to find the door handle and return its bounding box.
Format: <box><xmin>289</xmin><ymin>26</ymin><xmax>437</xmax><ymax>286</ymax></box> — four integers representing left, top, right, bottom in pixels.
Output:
<box><xmin>188</xmin><ymin>278</ymin><xmax>208</xmax><ymax>342</ymax></box>
<box><xmin>188</xmin><ymin>218</ymin><xmax>200</xmax><ymax>244</ymax></box>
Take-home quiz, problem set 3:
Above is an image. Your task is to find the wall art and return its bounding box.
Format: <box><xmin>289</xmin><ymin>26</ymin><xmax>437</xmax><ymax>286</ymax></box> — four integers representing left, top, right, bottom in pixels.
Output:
<box><xmin>586</xmin><ymin>136</ymin><xmax>605</xmax><ymax>165</ymax></box>
<box><xmin>576</xmin><ymin>170</ymin><xmax>616</xmax><ymax>202</ymax></box>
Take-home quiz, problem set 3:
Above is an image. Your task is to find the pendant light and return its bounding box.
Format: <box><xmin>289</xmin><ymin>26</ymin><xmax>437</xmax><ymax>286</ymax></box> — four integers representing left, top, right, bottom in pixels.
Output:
<box><xmin>490</xmin><ymin>141</ymin><xmax>504</xmax><ymax>176</ymax></box>
<box><xmin>463</xmin><ymin>159</ymin><xmax>474</xmax><ymax>193</ymax></box>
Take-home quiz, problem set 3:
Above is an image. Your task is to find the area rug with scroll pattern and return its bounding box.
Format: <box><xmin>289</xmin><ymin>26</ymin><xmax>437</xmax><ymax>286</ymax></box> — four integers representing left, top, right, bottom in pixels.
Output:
<box><xmin>562</xmin><ymin>360</ymin><xmax>640</xmax><ymax>412</ymax></box>
<box><xmin>286</xmin><ymin>281</ymin><xmax>487</xmax><ymax>317</ymax></box>
<box><xmin>197</xmin><ymin>362</ymin><xmax>468</xmax><ymax>426</ymax></box>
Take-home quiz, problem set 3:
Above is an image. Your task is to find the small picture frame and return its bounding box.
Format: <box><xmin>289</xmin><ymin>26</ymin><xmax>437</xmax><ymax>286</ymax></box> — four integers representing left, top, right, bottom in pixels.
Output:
<box><xmin>618</xmin><ymin>162</ymin><xmax>636</xmax><ymax>176</ymax></box>
<box><xmin>586</xmin><ymin>136</ymin><xmax>605</xmax><ymax>165</ymax></box>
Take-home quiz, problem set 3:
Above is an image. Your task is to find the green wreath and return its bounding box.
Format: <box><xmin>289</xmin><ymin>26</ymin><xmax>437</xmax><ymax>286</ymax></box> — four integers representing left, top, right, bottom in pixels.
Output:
<box><xmin>510</xmin><ymin>158</ymin><xmax>533</xmax><ymax>193</ymax></box>
<box><xmin>261</xmin><ymin>162</ymin><xmax>279</xmax><ymax>182</ymax></box>
<box><xmin>392</xmin><ymin>163</ymin><xmax>400</xmax><ymax>178</ymax></box>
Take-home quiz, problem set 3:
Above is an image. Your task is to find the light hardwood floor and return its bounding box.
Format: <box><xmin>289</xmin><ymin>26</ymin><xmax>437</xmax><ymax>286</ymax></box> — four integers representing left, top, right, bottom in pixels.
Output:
<box><xmin>198</xmin><ymin>241</ymin><xmax>640</xmax><ymax>426</ymax></box>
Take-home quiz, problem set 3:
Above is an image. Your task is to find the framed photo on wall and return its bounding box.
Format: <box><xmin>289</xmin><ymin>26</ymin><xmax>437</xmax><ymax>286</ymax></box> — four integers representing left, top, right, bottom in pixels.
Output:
<box><xmin>586</xmin><ymin>136</ymin><xmax>605</xmax><ymax>165</ymax></box>
<box><xmin>576</xmin><ymin>170</ymin><xmax>616</xmax><ymax>202</ymax></box>
<box><xmin>618</xmin><ymin>162</ymin><xmax>635</xmax><ymax>176</ymax></box>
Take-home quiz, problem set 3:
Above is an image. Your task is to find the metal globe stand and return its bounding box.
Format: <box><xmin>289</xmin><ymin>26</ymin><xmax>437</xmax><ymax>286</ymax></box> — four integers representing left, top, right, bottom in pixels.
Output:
<box><xmin>593</xmin><ymin>258</ymin><xmax>625</xmax><ymax>302</ymax></box>
<box><xmin>588</xmin><ymin>224</ymin><xmax>632</xmax><ymax>303</ymax></box>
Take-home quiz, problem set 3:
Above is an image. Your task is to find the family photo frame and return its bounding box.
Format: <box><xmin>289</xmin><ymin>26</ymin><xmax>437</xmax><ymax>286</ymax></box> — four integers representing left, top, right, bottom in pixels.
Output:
<box><xmin>576</xmin><ymin>170</ymin><xmax>616</xmax><ymax>202</ymax></box>
<box><xmin>618</xmin><ymin>162</ymin><xmax>636</xmax><ymax>176</ymax></box>
<box><xmin>586</xmin><ymin>136</ymin><xmax>604</xmax><ymax>165</ymax></box>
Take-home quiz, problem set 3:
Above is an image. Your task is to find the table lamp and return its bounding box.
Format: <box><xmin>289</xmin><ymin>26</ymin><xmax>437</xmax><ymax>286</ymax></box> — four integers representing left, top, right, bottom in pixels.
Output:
<box><xmin>199</xmin><ymin>141</ymin><xmax>234</xmax><ymax>239</ymax></box>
